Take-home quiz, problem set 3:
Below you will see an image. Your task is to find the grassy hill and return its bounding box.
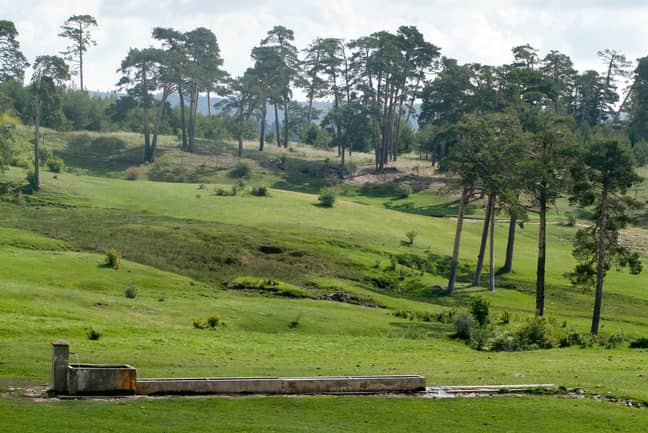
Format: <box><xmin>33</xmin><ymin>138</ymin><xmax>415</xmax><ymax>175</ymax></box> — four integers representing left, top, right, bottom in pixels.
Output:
<box><xmin>1</xmin><ymin>129</ymin><xmax>648</xmax><ymax>432</ymax></box>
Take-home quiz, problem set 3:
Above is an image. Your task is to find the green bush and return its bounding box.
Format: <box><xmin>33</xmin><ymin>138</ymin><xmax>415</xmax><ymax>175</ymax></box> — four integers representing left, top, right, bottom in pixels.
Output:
<box><xmin>488</xmin><ymin>330</ymin><xmax>518</xmax><ymax>352</ymax></box>
<box><xmin>124</xmin><ymin>286</ymin><xmax>137</xmax><ymax>299</ymax></box>
<box><xmin>125</xmin><ymin>166</ymin><xmax>140</xmax><ymax>181</ymax></box>
<box><xmin>396</xmin><ymin>183</ymin><xmax>413</xmax><ymax>198</ymax></box>
<box><xmin>86</xmin><ymin>328</ymin><xmax>102</xmax><ymax>340</ymax></box>
<box><xmin>318</xmin><ymin>187</ymin><xmax>336</xmax><ymax>207</ymax></box>
<box><xmin>629</xmin><ymin>337</ymin><xmax>648</xmax><ymax>349</ymax></box>
<box><xmin>470</xmin><ymin>296</ymin><xmax>490</xmax><ymax>327</ymax></box>
<box><xmin>517</xmin><ymin>316</ymin><xmax>551</xmax><ymax>349</ymax></box>
<box><xmin>46</xmin><ymin>157</ymin><xmax>65</xmax><ymax>173</ymax></box>
<box><xmin>453</xmin><ymin>314</ymin><xmax>475</xmax><ymax>341</ymax></box>
<box><xmin>229</xmin><ymin>162</ymin><xmax>251</xmax><ymax>179</ymax></box>
<box><xmin>10</xmin><ymin>155</ymin><xmax>32</xmax><ymax>170</ymax></box>
<box><xmin>105</xmin><ymin>248</ymin><xmax>121</xmax><ymax>269</ymax></box>
<box><xmin>405</xmin><ymin>231</ymin><xmax>417</xmax><ymax>246</ymax></box>
<box><xmin>207</xmin><ymin>313</ymin><xmax>222</xmax><ymax>328</ymax></box>
<box><xmin>192</xmin><ymin>319</ymin><xmax>207</xmax><ymax>329</ymax></box>
<box><xmin>250</xmin><ymin>185</ymin><xmax>269</xmax><ymax>197</ymax></box>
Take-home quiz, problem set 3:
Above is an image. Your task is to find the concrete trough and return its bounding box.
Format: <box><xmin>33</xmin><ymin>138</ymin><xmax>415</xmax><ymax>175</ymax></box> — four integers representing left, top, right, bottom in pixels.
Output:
<box><xmin>68</xmin><ymin>363</ymin><xmax>137</xmax><ymax>395</ymax></box>
<box><xmin>136</xmin><ymin>375</ymin><xmax>426</xmax><ymax>395</ymax></box>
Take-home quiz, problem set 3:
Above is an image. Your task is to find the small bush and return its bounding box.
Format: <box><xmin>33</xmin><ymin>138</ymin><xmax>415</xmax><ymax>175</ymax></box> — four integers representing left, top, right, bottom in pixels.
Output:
<box><xmin>229</xmin><ymin>162</ymin><xmax>251</xmax><ymax>179</ymax></box>
<box><xmin>46</xmin><ymin>157</ymin><xmax>64</xmax><ymax>173</ymax></box>
<box><xmin>13</xmin><ymin>191</ymin><xmax>24</xmax><ymax>206</ymax></box>
<box><xmin>125</xmin><ymin>166</ymin><xmax>140</xmax><ymax>181</ymax></box>
<box><xmin>250</xmin><ymin>185</ymin><xmax>269</xmax><ymax>197</ymax></box>
<box><xmin>86</xmin><ymin>328</ymin><xmax>102</xmax><ymax>340</ymax></box>
<box><xmin>489</xmin><ymin>330</ymin><xmax>518</xmax><ymax>352</ymax></box>
<box><xmin>318</xmin><ymin>187</ymin><xmax>336</xmax><ymax>207</ymax></box>
<box><xmin>192</xmin><ymin>319</ymin><xmax>207</xmax><ymax>329</ymax></box>
<box><xmin>10</xmin><ymin>155</ymin><xmax>32</xmax><ymax>169</ymax></box>
<box><xmin>602</xmin><ymin>333</ymin><xmax>626</xmax><ymax>349</ymax></box>
<box><xmin>124</xmin><ymin>286</ymin><xmax>137</xmax><ymax>299</ymax></box>
<box><xmin>25</xmin><ymin>169</ymin><xmax>37</xmax><ymax>189</ymax></box>
<box><xmin>207</xmin><ymin>313</ymin><xmax>222</xmax><ymax>328</ymax></box>
<box><xmin>517</xmin><ymin>316</ymin><xmax>551</xmax><ymax>350</ymax></box>
<box><xmin>396</xmin><ymin>183</ymin><xmax>413</xmax><ymax>199</ymax></box>
<box><xmin>405</xmin><ymin>231</ymin><xmax>417</xmax><ymax>246</ymax></box>
<box><xmin>629</xmin><ymin>337</ymin><xmax>648</xmax><ymax>349</ymax></box>
<box><xmin>470</xmin><ymin>328</ymin><xmax>491</xmax><ymax>351</ymax></box>
<box><xmin>288</xmin><ymin>313</ymin><xmax>302</xmax><ymax>329</ymax></box>
<box><xmin>470</xmin><ymin>296</ymin><xmax>490</xmax><ymax>327</ymax></box>
<box><xmin>453</xmin><ymin>314</ymin><xmax>475</xmax><ymax>341</ymax></box>
<box><xmin>105</xmin><ymin>248</ymin><xmax>121</xmax><ymax>269</ymax></box>
<box><xmin>565</xmin><ymin>212</ymin><xmax>576</xmax><ymax>227</ymax></box>
<box><xmin>215</xmin><ymin>188</ymin><xmax>227</xmax><ymax>196</ymax></box>
<box><xmin>498</xmin><ymin>311</ymin><xmax>511</xmax><ymax>325</ymax></box>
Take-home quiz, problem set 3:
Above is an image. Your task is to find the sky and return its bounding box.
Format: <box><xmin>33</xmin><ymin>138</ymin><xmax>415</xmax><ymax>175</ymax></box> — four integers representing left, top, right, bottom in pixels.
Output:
<box><xmin>3</xmin><ymin>0</ymin><xmax>648</xmax><ymax>92</ymax></box>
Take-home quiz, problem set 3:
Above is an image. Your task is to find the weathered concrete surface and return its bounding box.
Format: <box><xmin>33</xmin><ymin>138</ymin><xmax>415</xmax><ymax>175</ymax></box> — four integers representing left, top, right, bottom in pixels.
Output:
<box><xmin>67</xmin><ymin>364</ymin><xmax>137</xmax><ymax>395</ymax></box>
<box><xmin>51</xmin><ymin>340</ymin><xmax>69</xmax><ymax>394</ymax></box>
<box><xmin>136</xmin><ymin>375</ymin><xmax>426</xmax><ymax>395</ymax></box>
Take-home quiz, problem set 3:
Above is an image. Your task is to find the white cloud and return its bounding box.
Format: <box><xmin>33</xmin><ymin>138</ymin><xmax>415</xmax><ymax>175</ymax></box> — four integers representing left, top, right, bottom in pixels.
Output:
<box><xmin>2</xmin><ymin>0</ymin><xmax>647</xmax><ymax>90</ymax></box>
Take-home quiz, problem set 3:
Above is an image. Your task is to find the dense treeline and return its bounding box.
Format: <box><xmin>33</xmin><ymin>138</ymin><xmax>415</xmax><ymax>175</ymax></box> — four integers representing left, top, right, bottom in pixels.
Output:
<box><xmin>0</xmin><ymin>17</ymin><xmax>645</xmax><ymax>334</ymax></box>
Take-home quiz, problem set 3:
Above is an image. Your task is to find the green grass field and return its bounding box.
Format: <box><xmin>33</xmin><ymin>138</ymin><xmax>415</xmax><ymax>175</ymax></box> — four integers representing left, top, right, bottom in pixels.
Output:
<box><xmin>1</xmin><ymin>129</ymin><xmax>647</xmax><ymax>432</ymax></box>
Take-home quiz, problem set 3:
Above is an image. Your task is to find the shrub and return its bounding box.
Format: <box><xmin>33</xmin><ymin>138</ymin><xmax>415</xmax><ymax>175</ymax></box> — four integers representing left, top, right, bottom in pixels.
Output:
<box><xmin>192</xmin><ymin>319</ymin><xmax>207</xmax><ymax>329</ymax></box>
<box><xmin>125</xmin><ymin>166</ymin><xmax>140</xmax><ymax>181</ymax></box>
<box><xmin>105</xmin><ymin>248</ymin><xmax>121</xmax><ymax>269</ymax></box>
<box><xmin>602</xmin><ymin>333</ymin><xmax>626</xmax><ymax>349</ymax></box>
<box><xmin>517</xmin><ymin>316</ymin><xmax>551</xmax><ymax>349</ymax></box>
<box><xmin>124</xmin><ymin>286</ymin><xmax>137</xmax><ymax>299</ymax></box>
<box><xmin>46</xmin><ymin>157</ymin><xmax>64</xmax><ymax>173</ymax></box>
<box><xmin>229</xmin><ymin>162</ymin><xmax>251</xmax><ymax>179</ymax></box>
<box><xmin>498</xmin><ymin>311</ymin><xmax>511</xmax><ymax>325</ymax></box>
<box><xmin>453</xmin><ymin>314</ymin><xmax>475</xmax><ymax>341</ymax></box>
<box><xmin>629</xmin><ymin>337</ymin><xmax>648</xmax><ymax>349</ymax></box>
<box><xmin>405</xmin><ymin>231</ymin><xmax>417</xmax><ymax>246</ymax></box>
<box><xmin>396</xmin><ymin>183</ymin><xmax>413</xmax><ymax>198</ymax></box>
<box><xmin>25</xmin><ymin>169</ymin><xmax>37</xmax><ymax>189</ymax></box>
<box><xmin>565</xmin><ymin>212</ymin><xmax>576</xmax><ymax>227</ymax></box>
<box><xmin>250</xmin><ymin>185</ymin><xmax>269</xmax><ymax>197</ymax></box>
<box><xmin>86</xmin><ymin>328</ymin><xmax>102</xmax><ymax>340</ymax></box>
<box><xmin>10</xmin><ymin>155</ymin><xmax>32</xmax><ymax>169</ymax></box>
<box><xmin>489</xmin><ymin>330</ymin><xmax>518</xmax><ymax>352</ymax></box>
<box><xmin>13</xmin><ymin>191</ymin><xmax>24</xmax><ymax>206</ymax></box>
<box><xmin>470</xmin><ymin>296</ymin><xmax>490</xmax><ymax>327</ymax></box>
<box><xmin>207</xmin><ymin>313</ymin><xmax>222</xmax><ymax>328</ymax></box>
<box><xmin>215</xmin><ymin>188</ymin><xmax>227</xmax><ymax>196</ymax></box>
<box><xmin>318</xmin><ymin>187</ymin><xmax>336</xmax><ymax>207</ymax></box>
<box><xmin>470</xmin><ymin>328</ymin><xmax>491</xmax><ymax>351</ymax></box>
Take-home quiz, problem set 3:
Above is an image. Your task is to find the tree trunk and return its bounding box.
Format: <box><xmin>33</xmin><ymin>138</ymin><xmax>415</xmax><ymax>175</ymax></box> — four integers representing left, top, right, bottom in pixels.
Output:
<box><xmin>237</xmin><ymin>110</ymin><xmax>244</xmax><ymax>158</ymax></box>
<box><xmin>151</xmin><ymin>87</ymin><xmax>171</xmax><ymax>163</ymax></box>
<box><xmin>207</xmin><ymin>90</ymin><xmax>211</xmax><ymax>117</ymax></box>
<box><xmin>259</xmin><ymin>100</ymin><xmax>267</xmax><ymax>152</ymax></box>
<box><xmin>473</xmin><ymin>194</ymin><xmax>493</xmax><ymax>286</ymax></box>
<box><xmin>274</xmin><ymin>103</ymin><xmax>281</xmax><ymax>147</ymax></box>
<box><xmin>33</xmin><ymin>95</ymin><xmax>41</xmax><ymax>191</ymax></box>
<box><xmin>143</xmin><ymin>104</ymin><xmax>151</xmax><ymax>162</ymax></box>
<box><xmin>178</xmin><ymin>87</ymin><xmax>188</xmax><ymax>150</ymax></box>
<box><xmin>503</xmin><ymin>215</ymin><xmax>517</xmax><ymax>273</ymax></box>
<box><xmin>79</xmin><ymin>22</ymin><xmax>84</xmax><ymax>92</ymax></box>
<box><xmin>591</xmin><ymin>188</ymin><xmax>608</xmax><ymax>335</ymax></box>
<box><xmin>488</xmin><ymin>195</ymin><xmax>496</xmax><ymax>292</ymax></box>
<box><xmin>283</xmin><ymin>94</ymin><xmax>289</xmax><ymax>148</ymax></box>
<box><xmin>536</xmin><ymin>184</ymin><xmax>547</xmax><ymax>316</ymax></box>
<box><xmin>448</xmin><ymin>187</ymin><xmax>468</xmax><ymax>294</ymax></box>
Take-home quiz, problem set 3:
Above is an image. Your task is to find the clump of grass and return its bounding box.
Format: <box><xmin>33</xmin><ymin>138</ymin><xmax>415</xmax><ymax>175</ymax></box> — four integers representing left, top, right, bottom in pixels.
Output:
<box><xmin>318</xmin><ymin>187</ymin><xmax>336</xmax><ymax>207</ymax></box>
<box><xmin>124</xmin><ymin>286</ymin><xmax>137</xmax><ymax>299</ymax></box>
<box><xmin>193</xmin><ymin>313</ymin><xmax>224</xmax><ymax>330</ymax></box>
<box><xmin>105</xmin><ymin>248</ymin><xmax>121</xmax><ymax>269</ymax></box>
<box><xmin>453</xmin><ymin>314</ymin><xmax>475</xmax><ymax>341</ymax></box>
<box><xmin>86</xmin><ymin>328</ymin><xmax>102</xmax><ymax>340</ymax></box>
<box><xmin>288</xmin><ymin>313</ymin><xmax>303</xmax><ymax>329</ymax></box>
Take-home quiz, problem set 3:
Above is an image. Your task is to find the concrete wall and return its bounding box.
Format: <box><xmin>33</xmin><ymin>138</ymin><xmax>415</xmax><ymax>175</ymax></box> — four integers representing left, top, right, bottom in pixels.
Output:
<box><xmin>68</xmin><ymin>364</ymin><xmax>137</xmax><ymax>395</ymax></box>
<box><xmin>136</xmin><ymin>375</ymin><xmax>426</xmax><ymax>395</ymax></box>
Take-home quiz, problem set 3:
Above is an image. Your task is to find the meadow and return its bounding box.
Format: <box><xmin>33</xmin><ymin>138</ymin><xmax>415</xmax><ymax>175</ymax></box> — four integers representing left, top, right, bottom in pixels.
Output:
<box><xmin>1</xmin><ymin>128</ymin><xmax>647</xmax><ymax>432</ymax></box>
